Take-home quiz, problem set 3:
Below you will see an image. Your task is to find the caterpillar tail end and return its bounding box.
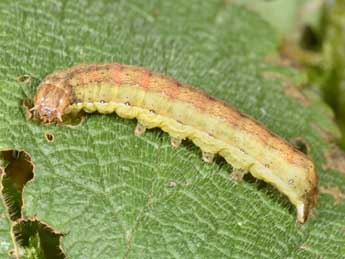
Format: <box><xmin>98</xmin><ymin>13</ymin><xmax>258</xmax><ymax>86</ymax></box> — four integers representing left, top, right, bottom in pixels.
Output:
<box><xmin>296</xmin><ymin>171</ymin><xmax>318</xmax><ymax>224</ymax></box>
<box><xmin>297</xmin><ymin>194</ymin><xmax>316</xmax><ymax>224</ymax></box>
<box><xmin>134</xmin><ymin>122</ymin><xmax>146</xmax><ymax>136</ymax></box>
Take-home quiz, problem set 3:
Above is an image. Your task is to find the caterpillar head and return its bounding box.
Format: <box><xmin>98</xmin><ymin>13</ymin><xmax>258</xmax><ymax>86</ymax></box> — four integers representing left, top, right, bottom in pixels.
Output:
<box><xmin>32</xmin><ymin>83</ymin><xmax>71</xmax><ymax>123</ymax></box>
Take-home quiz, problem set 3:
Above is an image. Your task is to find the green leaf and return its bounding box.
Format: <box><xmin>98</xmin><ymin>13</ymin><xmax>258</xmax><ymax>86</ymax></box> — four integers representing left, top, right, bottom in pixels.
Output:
<box><xmin>0</xmin><ymin>200</ymin><xmax>12</xmax><ymax>258</ymax></box>
<box><xmin>0</xmin><ymin>1</ymin><xmax>345</xmax><ymax>258</ymax></box>
<box><xmin>0</xmin><ymin>170</ymin><xmax>12</xmax><ymax>258</ymax></box>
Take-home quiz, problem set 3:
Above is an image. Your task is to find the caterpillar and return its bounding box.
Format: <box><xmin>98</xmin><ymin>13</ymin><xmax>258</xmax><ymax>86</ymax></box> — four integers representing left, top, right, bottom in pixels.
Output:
<box><xmin>31</xmin><ymin>63</ymin><xmax>318</xmax><ymax>223</ymax></box>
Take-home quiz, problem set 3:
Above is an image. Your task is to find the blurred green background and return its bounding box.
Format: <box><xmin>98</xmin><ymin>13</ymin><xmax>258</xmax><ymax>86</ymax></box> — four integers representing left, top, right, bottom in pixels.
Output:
<box><xmin>236</xmin><ymin>0</ymin><xmax>345</xmax><ymax>148</ymax></box>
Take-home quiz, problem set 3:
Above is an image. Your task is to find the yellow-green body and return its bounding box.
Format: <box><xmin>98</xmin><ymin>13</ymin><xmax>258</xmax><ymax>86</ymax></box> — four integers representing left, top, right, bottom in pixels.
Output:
<box><xmin>33</xmin><ymin>63</ymin><xmax>318</xmax><ymax>223</ymax></box>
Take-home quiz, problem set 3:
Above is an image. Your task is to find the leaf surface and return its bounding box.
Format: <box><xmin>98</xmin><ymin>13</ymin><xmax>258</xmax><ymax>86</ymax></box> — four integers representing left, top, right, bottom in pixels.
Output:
<box><xmin>0</xmin><ymin>201</ymin><xmax>11</xmax><ymax>258</ymax></box>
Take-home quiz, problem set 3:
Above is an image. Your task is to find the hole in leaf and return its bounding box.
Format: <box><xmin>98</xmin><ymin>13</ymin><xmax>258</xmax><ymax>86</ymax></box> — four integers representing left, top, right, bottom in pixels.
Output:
<box><xmin>13</xmin><ymin>219</ymin><xmax>65</xmax><ymax>259</ymax></box>
<box><xmin>16</xmin><ymin>74</ymin><xmax>32</xmax><ymax>85</ymax></box>
<box><xmin>0</xmin><ymin>151</ymin><xmax>67</xmax><ymax>258</ymax></box>
<box><xmin>0</xmin><ymin>150</ymin><xmax>34</xmax><ymax>221</ymax></box>
<box><xmin>45</xmin><ymin>133</ymin><xmax>55</xmax><ymax>143</ymax></box>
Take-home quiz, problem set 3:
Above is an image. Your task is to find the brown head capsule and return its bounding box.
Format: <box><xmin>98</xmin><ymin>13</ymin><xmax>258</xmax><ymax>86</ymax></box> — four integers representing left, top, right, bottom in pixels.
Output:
<box><xmin>32</xmin><ymin>83</ymin><xmax>71</xmax><ymax>123</ymax></box>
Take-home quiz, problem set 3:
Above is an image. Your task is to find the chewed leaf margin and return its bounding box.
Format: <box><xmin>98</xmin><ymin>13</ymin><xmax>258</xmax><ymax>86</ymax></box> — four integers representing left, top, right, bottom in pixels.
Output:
<box><xmin>0</xmin><ymin>149</ymin><xmax>65</xmax><ymax>258</ymax></box>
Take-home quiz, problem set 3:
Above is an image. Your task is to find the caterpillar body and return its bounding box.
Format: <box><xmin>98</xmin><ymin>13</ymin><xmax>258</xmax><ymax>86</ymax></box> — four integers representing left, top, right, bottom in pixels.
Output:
<box><xmin>32</xmin><ymin>63</ymin><xmax>318</xmax><ymax>223</ymax></box>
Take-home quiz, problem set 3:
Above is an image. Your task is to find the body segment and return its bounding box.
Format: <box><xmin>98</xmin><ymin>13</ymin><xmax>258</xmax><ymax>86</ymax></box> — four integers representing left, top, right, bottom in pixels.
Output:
<box><xmin>33</xmin><ymin>63</ymin><xmax>318</xmax><ymax>223</ymax></box>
